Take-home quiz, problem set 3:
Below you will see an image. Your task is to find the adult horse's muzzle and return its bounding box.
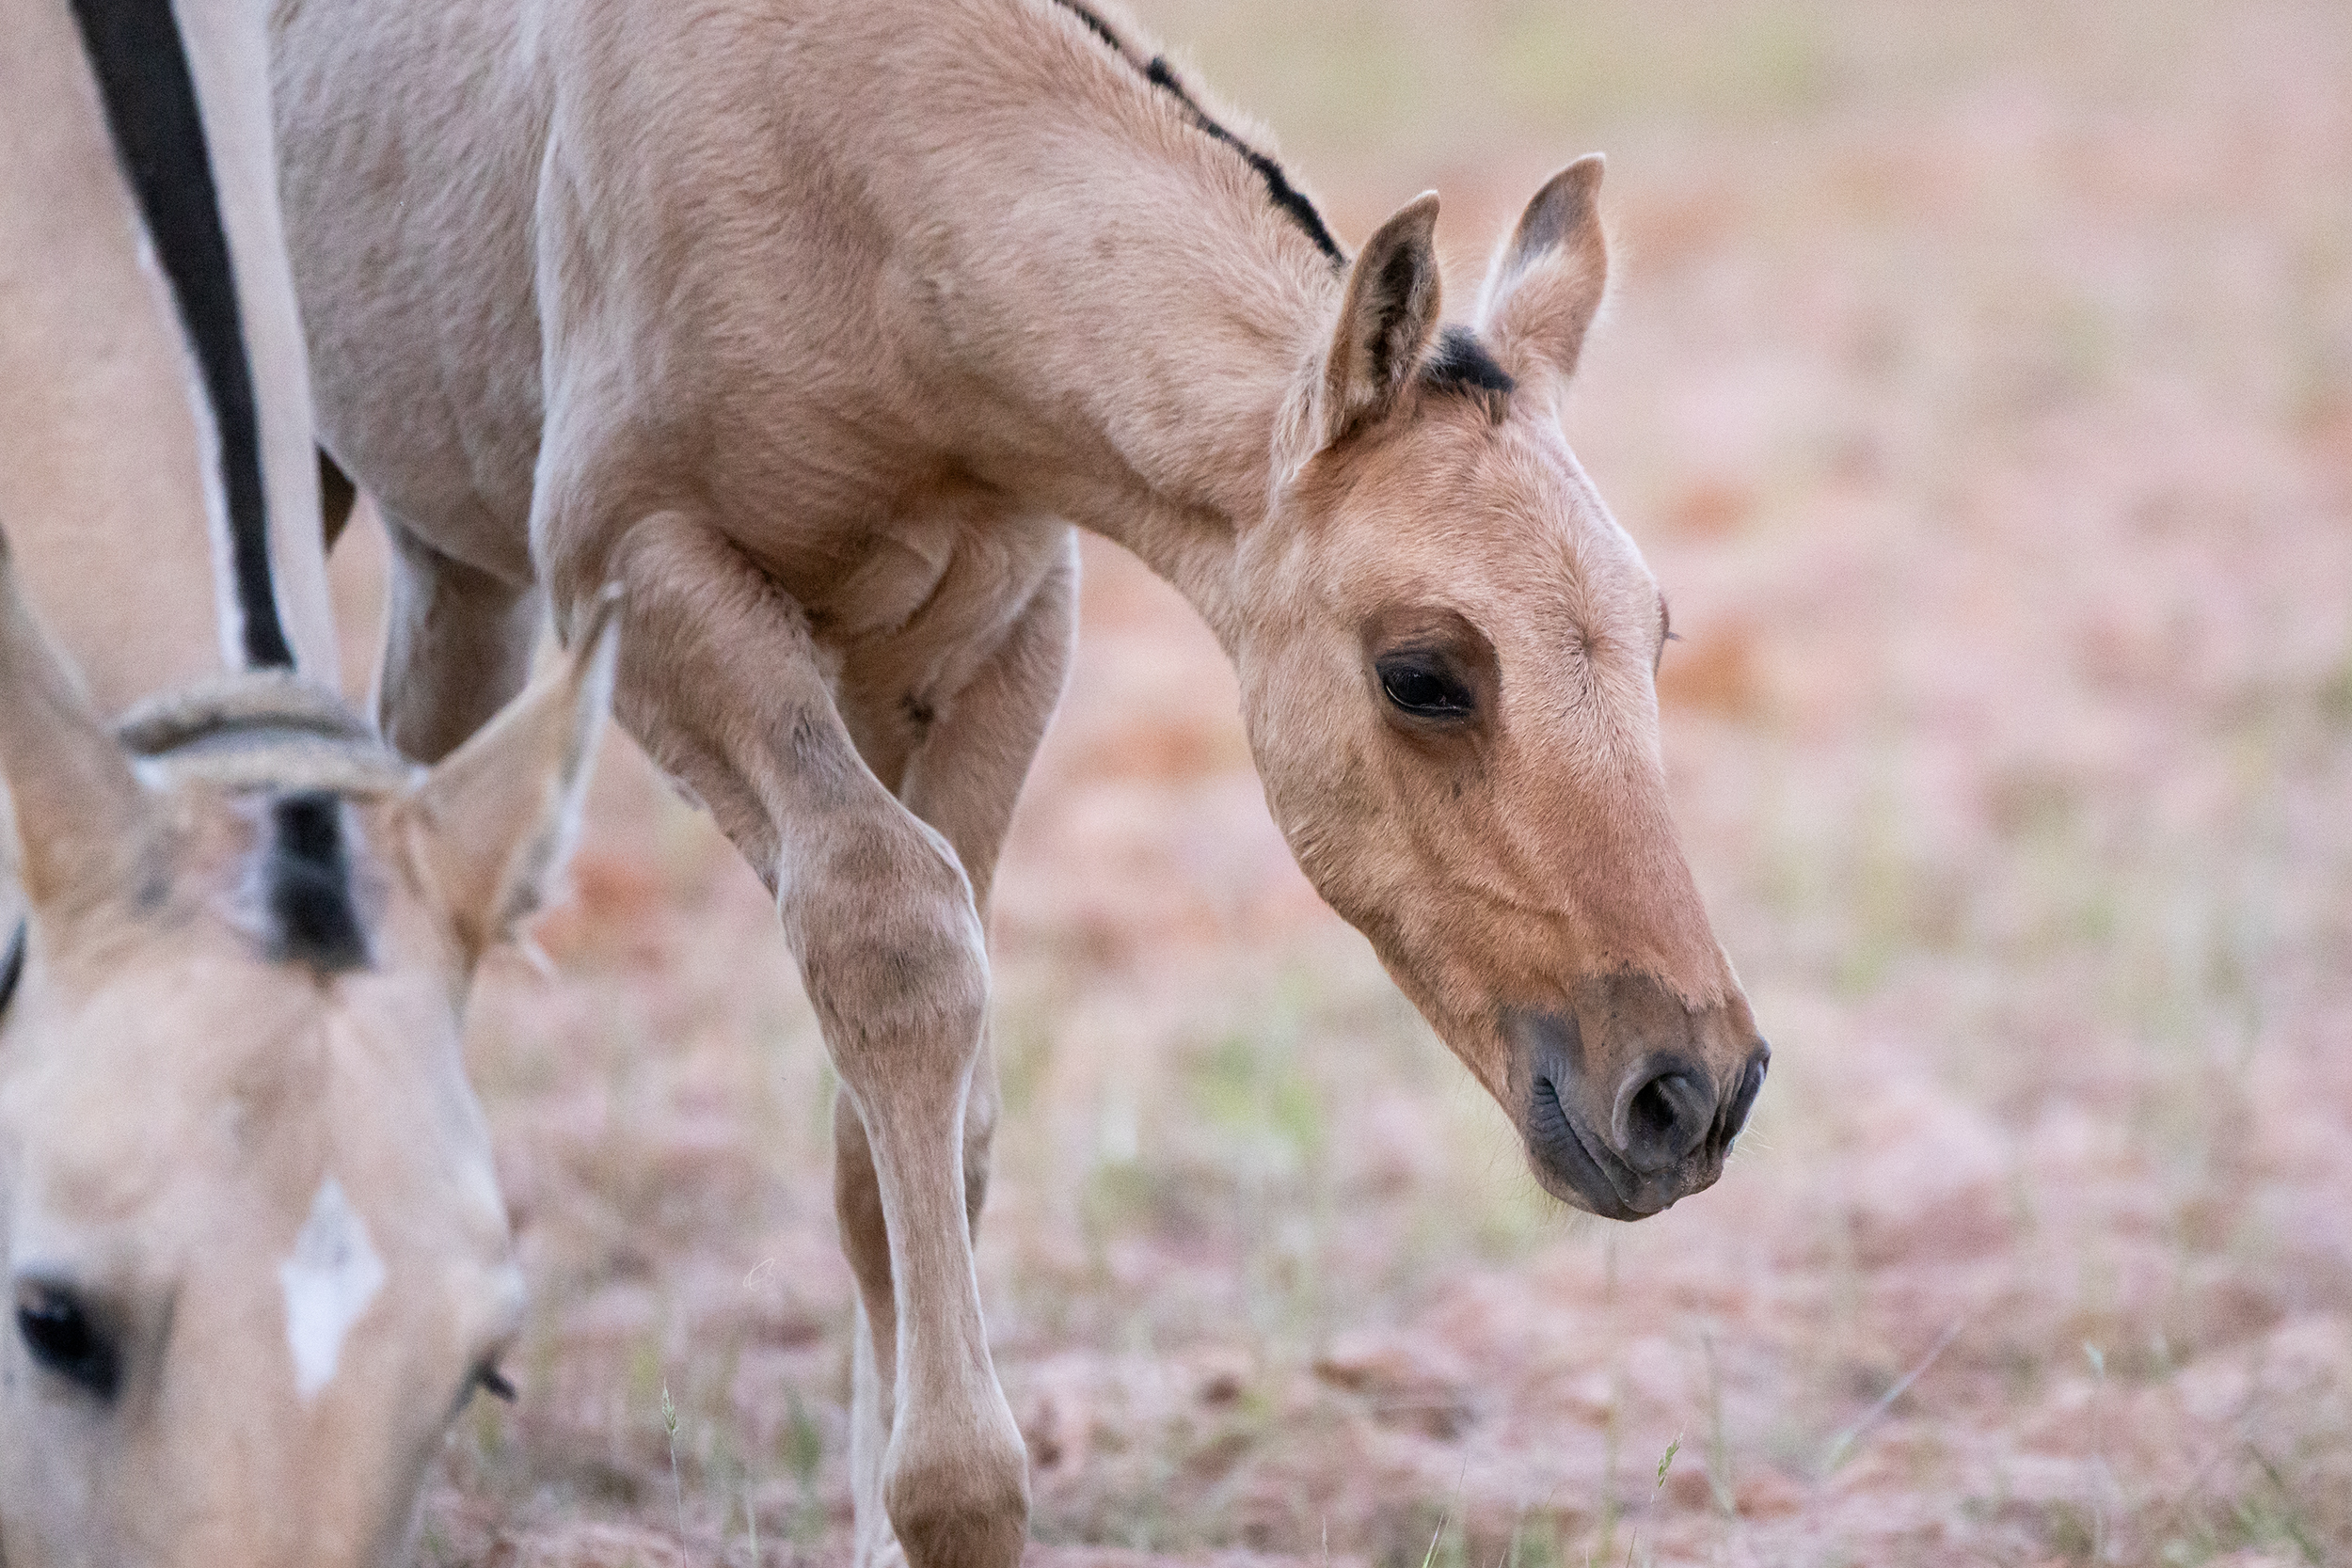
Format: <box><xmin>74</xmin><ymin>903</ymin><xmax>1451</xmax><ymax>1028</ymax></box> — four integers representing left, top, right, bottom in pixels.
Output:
<box><xmin>1511</xmin><ymin>975</ymin><xmax>1769</xmax><ymax>1220</ymax></box>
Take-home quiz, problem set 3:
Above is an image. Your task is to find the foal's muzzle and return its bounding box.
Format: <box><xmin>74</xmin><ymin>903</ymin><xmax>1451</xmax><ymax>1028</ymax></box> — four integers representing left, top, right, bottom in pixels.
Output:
<box><xmin>1514</xmin><ymin>980</ymin><xmax>1768</xmax><ymax>1220</ymax></box>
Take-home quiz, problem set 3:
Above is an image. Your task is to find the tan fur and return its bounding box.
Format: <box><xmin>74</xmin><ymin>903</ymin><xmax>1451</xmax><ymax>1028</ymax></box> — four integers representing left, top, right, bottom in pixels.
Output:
<box><xmin>274</xmin><ymin>1</ymin><xmax>1769</xmax><ymax>1560</ymax></box>
<box><xmin>0</xmin><ymin>2</ymin><xmax>621</xmax><ymax>1561</ymax></box>
<box><xmin>0</xmin><ymin>0</ymin><xmax>333</xmax><ymax>705</ymax></box>
<box><xmin>0</xmin><ymin>537</ymin><xmax>622</xmax><ymax>1568</ymax></box>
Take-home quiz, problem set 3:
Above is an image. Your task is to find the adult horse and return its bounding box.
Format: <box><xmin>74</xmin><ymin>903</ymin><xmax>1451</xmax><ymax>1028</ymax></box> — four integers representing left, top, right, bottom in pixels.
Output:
<box><xmin>0</xmin><ymin>0</ymin><xmax>619</xmax><ymax>1561</ymax></box>
<box><xmin>274</xmin><ymin>0</ymin><xmax>1771</xmax><ymax>1560</ymax></box>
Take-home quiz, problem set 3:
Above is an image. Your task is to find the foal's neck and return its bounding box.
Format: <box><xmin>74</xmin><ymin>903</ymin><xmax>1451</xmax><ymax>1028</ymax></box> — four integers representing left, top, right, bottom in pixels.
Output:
<box><xmin>950</xmin><ymin>158</ymin><xmax>1343</xmax><ymax>649</ymax></box>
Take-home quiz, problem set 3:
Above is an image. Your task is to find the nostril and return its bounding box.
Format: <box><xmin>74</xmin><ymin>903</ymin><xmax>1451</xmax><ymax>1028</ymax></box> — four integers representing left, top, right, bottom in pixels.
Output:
<box><xmin>1628</xmin><ymin>1077</ymin><xmax>1683</xmax><ymax>1140</ymax></box>
<box><xmin>1718</xmin><ymin>1045</ymin><xmax>1770</xmax><ymax>1146</ymax></box>
<box><xmin>1611</xmin><ymin>1057</ymin><xmax>1712</xmax><ymax>1172</ymax></box>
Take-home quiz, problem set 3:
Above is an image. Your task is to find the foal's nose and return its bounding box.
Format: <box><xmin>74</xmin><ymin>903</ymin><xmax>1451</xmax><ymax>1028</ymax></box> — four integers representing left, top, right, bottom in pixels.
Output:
<box><xmin>1607</xmin><ymin>1043</ymin><xmax>1770</xmax><ymax>1173</ymax></box>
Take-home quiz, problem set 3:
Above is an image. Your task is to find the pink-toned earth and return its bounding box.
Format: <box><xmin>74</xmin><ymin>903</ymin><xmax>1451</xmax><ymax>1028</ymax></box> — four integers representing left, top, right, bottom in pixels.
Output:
<box><xmin>321</xmin><ymin>1</ymin><xmax>2352</xmax><ymax>1562</ymax></box>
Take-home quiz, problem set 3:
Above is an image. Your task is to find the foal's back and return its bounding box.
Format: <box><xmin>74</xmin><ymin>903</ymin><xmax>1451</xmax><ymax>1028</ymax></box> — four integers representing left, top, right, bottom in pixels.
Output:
<box><xmin>279</xmin><ymin>0</ymin><xmax>1322</xmax><ymax>588</ymax></box>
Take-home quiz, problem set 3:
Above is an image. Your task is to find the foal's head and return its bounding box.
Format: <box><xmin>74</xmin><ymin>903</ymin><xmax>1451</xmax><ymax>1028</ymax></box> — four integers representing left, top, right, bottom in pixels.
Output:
<box><xmin>1242</xmin><ymin>159</ymin><xmax>1766</xmax><ymax>1219</ymax></box>
<box><xmin>0</xmin><ymin>541</ymin><xmax>617</xmax><ymax>1566</ymax></box>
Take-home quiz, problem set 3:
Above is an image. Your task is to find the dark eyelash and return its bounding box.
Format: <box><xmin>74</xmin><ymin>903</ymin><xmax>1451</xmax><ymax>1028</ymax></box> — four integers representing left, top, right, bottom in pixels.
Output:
<box><xmin>475</xmin><ymin>1363</ymin><xmax>517</xmax><ymax>1402</ymax></box>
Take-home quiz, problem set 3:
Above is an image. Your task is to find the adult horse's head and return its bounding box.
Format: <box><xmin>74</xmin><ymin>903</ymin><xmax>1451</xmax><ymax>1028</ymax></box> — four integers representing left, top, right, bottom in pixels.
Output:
<box><xmin>0</xmin><ymin>535</ymin><xmax>618</xmax><ymax>1566</ymax></box>
<box><xmin>1241</xmin><ymin>158</ymin><xmax>1766</xmax><ymax>1219</ymax></box>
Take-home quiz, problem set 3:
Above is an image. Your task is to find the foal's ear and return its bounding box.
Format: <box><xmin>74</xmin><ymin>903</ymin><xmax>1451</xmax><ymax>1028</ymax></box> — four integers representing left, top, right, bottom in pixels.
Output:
<box><xmin>1317</xmin><ymin>192</ymin><xmax>1444</xmax><ymax>445</ymax></box>
<box><xmin>1475</xmin><ymin>156</ymin><xmax>1609</xmax><ymax>397</ymax></box>
<box><xmin>0</xmin><ymin>527</ymin><xmax>150</xmax><ymax>922</ymax></box>
<box><xmin>396</xmin><ymin>584</ymin><xmax>622</xmax><ymax>966</ymax></box>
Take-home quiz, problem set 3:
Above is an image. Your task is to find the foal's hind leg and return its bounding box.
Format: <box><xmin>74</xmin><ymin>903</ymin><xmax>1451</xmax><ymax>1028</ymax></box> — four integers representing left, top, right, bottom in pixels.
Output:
<box><xmin>901</xmin><ymin>528</ymin><xmax>1077</xmax><ymax>1235</ymax></box>
<box><xmin>836</xmin><ymin>531</ymin><xmax>1077</xmax><ymax>1564</ymax></box>
<box><xmin>585</xmin><ymin>511</ymin><xmax>1035</xmax><ymax>1568</ymax></box>
<box><xmin>374</xmin><ymin>510</ymin><xmax>545</xmax><ymax>764</ymax></box>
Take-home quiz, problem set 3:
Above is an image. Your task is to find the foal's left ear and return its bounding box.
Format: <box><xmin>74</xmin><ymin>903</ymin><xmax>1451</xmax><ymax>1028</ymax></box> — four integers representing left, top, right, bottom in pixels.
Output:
<box><xmin>1317</xmin><ymin>192</ymin><xmax>1444</xmax><ymax>445</ymax></box>
<box><xmin>1475</xmin><ymin>156</ymin><xmax>1610</xmax><ymax>398</ymax></box>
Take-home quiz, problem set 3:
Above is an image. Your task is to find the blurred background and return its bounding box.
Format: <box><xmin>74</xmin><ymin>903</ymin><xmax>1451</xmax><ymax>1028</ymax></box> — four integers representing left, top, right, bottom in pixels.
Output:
<box><xmin>342</xmin><ymin>1</ymin><xmax>2352</xmax><ymax>1562</ymax></box>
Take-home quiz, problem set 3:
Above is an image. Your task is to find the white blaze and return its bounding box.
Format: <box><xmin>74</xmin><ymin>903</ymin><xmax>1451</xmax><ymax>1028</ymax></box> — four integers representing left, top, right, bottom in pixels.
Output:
<box><xmin>278</xmin><ymin>1177</ymin><xmax>386</xmax><ymax>1402</ymax></box>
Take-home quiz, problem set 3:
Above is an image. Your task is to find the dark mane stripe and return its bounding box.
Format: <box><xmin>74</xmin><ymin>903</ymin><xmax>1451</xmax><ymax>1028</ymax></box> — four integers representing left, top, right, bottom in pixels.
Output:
<box><xmin>67</xmin><ymin>0</ymin><xmax>294</xmax><ymax>670</ymax></box>
<box><xmin>1056</xmin><ymin>0</ymin><xmax>1127</xmax><ymax>55</ymax></box>
<box><xmin>1422</xmin><ymin>325</ymin><xmax>1516</xmax><ymax>419</ymax></box>
<box><xmin>1048</xmin><ymin>0</ymin><xmax>1347</xmax><ymax>267</ymax></box>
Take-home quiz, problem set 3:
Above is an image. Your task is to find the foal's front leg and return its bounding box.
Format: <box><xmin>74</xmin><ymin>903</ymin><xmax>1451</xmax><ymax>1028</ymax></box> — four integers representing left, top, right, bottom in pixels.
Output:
<box><xmin>591</xmin><ymin>513</ymin><xmax>1028</xmax><ymax>1568</ymax></box>
<box><xmin>837</xmin><ymin>531</ymin><xmax>1077</xmax><ymax>1563</ymax></box>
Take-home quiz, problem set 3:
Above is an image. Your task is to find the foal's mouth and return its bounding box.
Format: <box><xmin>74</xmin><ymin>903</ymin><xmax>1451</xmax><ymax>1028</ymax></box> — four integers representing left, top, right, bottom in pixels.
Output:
<box><xmin>1526</xmin><ymin>1073</ymin><xmax>1674</xmax><ymax>1221</ymax></box>
<box><xmin>1506</xmin><ymin>990</ymin><xmax>1766</xmax><ymax>1221</ymax></box>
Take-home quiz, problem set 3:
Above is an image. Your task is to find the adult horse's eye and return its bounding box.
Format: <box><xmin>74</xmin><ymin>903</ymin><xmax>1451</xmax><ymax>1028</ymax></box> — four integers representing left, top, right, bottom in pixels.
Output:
<box><xmin>1376</xmin><ymin>653</ymin><xmax>1476</xmax><ymax>721</ymax></box>
<box><xmin>15</xmin><ymin>1283</ymin><xmax>120</xmax><ymax>1401</ymax></box>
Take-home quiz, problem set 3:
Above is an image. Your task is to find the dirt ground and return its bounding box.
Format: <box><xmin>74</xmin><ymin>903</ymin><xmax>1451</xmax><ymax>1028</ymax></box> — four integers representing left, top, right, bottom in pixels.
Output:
<box><xmin>325</xmin><ymin>1</ymin><xmax>2352</xmax><ymax>1563</ymax></box>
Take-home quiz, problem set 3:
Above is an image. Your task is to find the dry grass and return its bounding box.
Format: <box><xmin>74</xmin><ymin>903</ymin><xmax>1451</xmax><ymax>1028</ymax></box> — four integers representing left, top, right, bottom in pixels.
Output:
<box><xmin>321</xmin><ymin>1</ymin><xmax>2352</xmax><ymax>1563</ymax></box>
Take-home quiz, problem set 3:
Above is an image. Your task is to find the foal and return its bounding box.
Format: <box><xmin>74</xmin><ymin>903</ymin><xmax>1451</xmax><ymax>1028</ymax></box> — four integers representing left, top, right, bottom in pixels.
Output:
<box><xmin>275</xmin><ymin>0</ymin><xmax>1771</xmax><ymax>1560</ymax></box>
<box><xmin>0</xmin><ymin>0</ymin><xmax>617</xmax><ymax>1560</ymax></box>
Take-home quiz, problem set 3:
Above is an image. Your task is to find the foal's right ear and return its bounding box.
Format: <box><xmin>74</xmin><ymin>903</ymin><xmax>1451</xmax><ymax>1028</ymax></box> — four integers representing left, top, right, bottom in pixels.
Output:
<box><xmin>395</xmin><ymin>585</ymin><xmax>622</xmax><ymax>967</ymax></box>
<box><xmin>1476</xmin><ymin>156</ymin><xmax>1610</xmax><ymax>399</ymax></box>
<box><xmin>0</xmin><ymin>527</ymin><xmax>150</xmax><ymax>921</ymax></box>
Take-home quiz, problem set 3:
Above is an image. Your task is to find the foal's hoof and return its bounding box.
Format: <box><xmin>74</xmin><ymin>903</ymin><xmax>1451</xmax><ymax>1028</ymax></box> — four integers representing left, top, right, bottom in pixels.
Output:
<box><xmin>883</xmin><ymin>1418</ymin><xmax>1029</xmax><ymax>1568</ymax></box>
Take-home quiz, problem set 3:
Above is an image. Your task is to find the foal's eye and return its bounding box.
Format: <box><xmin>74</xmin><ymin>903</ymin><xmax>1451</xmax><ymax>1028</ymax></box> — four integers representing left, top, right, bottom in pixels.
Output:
<box><xmin>1376</xmin><ymin>653</ymin><xmax>1476</xmax><ymax>721</ymax></box>
<box><xmin>15</xmin><ymin>1284</ymin><xmax>120</xmax><ymax>1401</ymax></box>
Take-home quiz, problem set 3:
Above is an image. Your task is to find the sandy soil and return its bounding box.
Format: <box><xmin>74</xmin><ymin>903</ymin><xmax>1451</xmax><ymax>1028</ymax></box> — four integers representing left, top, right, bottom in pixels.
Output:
<box><xmin>322</xmin><ymin>2</ymin><xmax>2352</xmax><ymax>1563</ymax></box>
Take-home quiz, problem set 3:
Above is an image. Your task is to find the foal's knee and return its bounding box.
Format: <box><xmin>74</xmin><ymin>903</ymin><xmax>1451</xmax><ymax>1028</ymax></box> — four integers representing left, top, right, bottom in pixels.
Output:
<box><xmin>788</xmin><ymin>817</ymin><xmax>990</xmax><ymax>1098</ymax></box>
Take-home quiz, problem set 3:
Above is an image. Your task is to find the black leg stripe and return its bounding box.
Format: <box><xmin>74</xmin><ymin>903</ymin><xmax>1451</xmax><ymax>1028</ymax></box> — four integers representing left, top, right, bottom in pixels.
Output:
<box><xmin>67</xmin><ymin>0</ymin><xmax>294</xmax><ymax>669</ymax></box>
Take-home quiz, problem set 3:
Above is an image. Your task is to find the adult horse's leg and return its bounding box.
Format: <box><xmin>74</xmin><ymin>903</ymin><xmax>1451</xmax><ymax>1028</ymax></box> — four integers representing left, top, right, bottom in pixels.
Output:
<box><xmin>836</xmin><ymin>530</ymin><xmax>1078</xmax><ymax>1561</ymax></box>
<box><xmin>375</xmin><ymin>509</ymin><xmax>544</xmax><ymax>764</ymax></box>
<box><xmin>587</xmin><ymin>510</ymin><xmax>1030</xmax><ymax>1568</ymax></box>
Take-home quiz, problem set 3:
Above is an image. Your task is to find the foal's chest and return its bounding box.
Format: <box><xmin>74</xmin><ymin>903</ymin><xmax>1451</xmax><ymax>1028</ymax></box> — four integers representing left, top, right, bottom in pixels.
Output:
<box><xmin>760</xmin><ymin>492</ymin><xmax>1062</xmax><ymax>656</ymax></box>
<box><xmin>762</xmin><ymin>502</ymin><xmax>1070</xmax><ymax>783</ymax></box>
